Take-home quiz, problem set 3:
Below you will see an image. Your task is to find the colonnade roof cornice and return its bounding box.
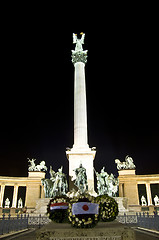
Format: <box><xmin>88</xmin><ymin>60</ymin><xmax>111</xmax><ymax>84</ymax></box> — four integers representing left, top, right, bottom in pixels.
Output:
<box><xmin>0</xmin><ymin>176</ymin><xmax>44</xmax><ymax>185</ymax></box>
<box><xmin>137</xmin><ymin>181</ymin><xmax>159</xmax><ymax>184</ymax></box>
<box><xmin>119</xmin><ymin>174</ymin><xmax>159</xmax><ymax>178</ymax></box>
<box><xmin>119</xmin><ymin>174</ymin><xmax>159</xmax><ymax>183</ymax></box>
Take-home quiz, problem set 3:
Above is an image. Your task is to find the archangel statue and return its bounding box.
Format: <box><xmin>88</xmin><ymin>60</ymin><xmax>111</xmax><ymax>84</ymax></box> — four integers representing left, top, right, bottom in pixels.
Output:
<box><xmin>72</xmin><ymin>32</ymin><xmax>88</xmax><ymax>64</ymax></box>
<box><xmin>115</xmin><ymin>155</ymin><xmax>136</xmax><ymax>170</ymax></box>
<box><xmin>73</xmin><ymin>163</ymin><xmax>88</xmax><ymax>193</ymax></box>
<box><xmin>73</xmin><ymin>32</ymin><xmax>85</xmax><ymax>52</ymax></box>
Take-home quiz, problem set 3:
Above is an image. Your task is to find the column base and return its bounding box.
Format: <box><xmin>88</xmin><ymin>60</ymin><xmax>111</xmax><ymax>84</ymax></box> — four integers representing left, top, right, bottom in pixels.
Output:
<box><xmin>66</xmin><ymin>147</ymin><xmax>96</xmax><ymax>194</ymax></box>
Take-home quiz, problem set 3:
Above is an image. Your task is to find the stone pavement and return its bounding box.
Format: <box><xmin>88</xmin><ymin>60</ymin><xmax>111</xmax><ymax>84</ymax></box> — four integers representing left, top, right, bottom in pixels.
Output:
<box><xmin>134</xmin><ymin>228</ymin><xmax>159</xmax><ymax>240</ymax></box>
<box><xmin>0</xmin><ymin>228</ymin><xmax>159</xmax><ymax>240</ymax></box>
<box><xmin>0</xmin><ymin>229</ymin><xmax>37</xmax><ymax>240</ymax></box>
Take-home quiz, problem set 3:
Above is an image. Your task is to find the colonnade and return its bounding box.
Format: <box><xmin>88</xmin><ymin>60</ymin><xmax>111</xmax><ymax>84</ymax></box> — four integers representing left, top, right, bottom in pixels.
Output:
<box><xmin>0</xmin><ymin>184</ymin><xmax>25</xmax><ymax>208</ymax></box>
<box><xmin>118</xmin><ymin>170</ymin><xmax>159</xmax><ymax>211</ymax></box>
<box><xmin>0</xmin><ymin>172</ymin><xmax>45</xmax><ymax>213</ymax></box>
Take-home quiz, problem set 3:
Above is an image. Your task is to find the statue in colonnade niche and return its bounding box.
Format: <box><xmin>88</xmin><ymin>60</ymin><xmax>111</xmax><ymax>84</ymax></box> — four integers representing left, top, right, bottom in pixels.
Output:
<box><xmin>4</xmin><ymin>198</ymin><xmax>10</xmax><ymax>208</ymax></box>
<box><xmin>115</xmin><ymin>155</ymin><xmax>136</xmax><ymax>170</ymax></box>
<box><xmin>18</xmin><ymin>198</ymin><xmax>23</xmax><ymax>208</ymax></box>
<box><xmin>141</xmin><ymin>195</ymin><xmax>147</xmax><ymax>206</ymax></box>
<box><xmin>154</xmin><ymin>195</ymin><xmax>159</xmax><ymax>205</ymax></box>
<box><xmin>28</xmin><ymin>158</ymin><xmax>47</xmax><ymax>172</ymax></box>
<box><xmin>94</xmin><ymin>167</ymin><xmax>119</xmax><ymax>197</ymax></box>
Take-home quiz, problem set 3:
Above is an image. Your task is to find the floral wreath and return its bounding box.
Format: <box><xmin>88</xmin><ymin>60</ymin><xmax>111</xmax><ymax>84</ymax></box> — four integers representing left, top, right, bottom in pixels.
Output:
<box><xmin>47</xmin><ymin>195</ymin><xmax>69</xmax><ymax>223</ymax></box>
<box><xmin>68</xmin><ymin>192</ymin><xmax>99</xmax><ymax>228</ymax></box>
<box><xmin>96</xmin><ymin>194</ymin><xmax>119</xmax><ymax>222</ymax></box>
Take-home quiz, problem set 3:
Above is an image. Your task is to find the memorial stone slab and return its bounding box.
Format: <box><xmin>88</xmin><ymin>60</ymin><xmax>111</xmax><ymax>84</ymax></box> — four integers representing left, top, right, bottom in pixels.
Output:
<box><xmin>36</xmin><ymin>221</ymin><xmax>135</xmax><ymax>240</ymax></box>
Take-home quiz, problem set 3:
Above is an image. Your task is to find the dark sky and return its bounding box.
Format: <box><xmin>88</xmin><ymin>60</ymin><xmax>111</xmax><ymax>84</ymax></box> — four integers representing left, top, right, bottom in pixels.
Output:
<box><xmin>0</xmin><ymin>10</ymin><xmax>158</xmax><ymax>179</ymax></box>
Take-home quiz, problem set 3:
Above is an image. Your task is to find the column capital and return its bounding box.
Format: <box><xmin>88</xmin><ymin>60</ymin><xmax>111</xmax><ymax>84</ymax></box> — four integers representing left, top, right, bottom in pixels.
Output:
<box><xmin>71</xmin><ymin>50</ymin><xmax>88</xmax><ymax>64</ymax></box>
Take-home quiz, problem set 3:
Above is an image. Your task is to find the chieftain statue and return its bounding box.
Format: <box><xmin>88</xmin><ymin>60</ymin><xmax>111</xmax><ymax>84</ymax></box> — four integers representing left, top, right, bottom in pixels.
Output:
<box><xmin>41</xmin><ymin>165</ymin><xmax>68</xmax><ymax>198</ymax></box>
<box><xmin>73</xmin><ymin>163</ymin><xmax>88</xmax><ymax>193</ymax></box>
<box><xmin>94</xmin><ymin>167</ymin><xmax>119</xmax><ymax>197</ymax></box>
<box><xmin>53</xmin><ymin>166</ymin><xmax>68</xmax><ymax>196</ymax></box>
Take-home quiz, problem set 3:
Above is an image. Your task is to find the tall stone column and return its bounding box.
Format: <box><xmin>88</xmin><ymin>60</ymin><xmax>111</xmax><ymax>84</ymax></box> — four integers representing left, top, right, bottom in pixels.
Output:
<box><xmin>66</xmin><ymin>33</ymin><xmax>96</xmax><ymax>194</ymax></box>
<box><xmin>73</xmin><ymin>61</ymin><xmax>88</xmax><ymax>149</ymax></box>
<box><xmin>0</xmin><ymin>185</ymin><xmax>5</xmax><ymax>207</ymax></box>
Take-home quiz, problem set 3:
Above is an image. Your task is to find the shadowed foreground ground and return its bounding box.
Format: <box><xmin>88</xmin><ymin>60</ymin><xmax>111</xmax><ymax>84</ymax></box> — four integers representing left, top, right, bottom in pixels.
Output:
<box><xmin>0</xmin><ymin>227</ymin><xmax>159</xmax><ymax>240</ymax></box>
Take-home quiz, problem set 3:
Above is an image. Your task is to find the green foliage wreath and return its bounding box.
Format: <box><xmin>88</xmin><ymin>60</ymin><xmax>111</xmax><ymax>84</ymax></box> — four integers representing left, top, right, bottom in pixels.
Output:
<box><xmin>96</xmin><ymin>194</ymin><xmax>119</xmax><ymax>222</ymax></box>
<box><xmin>68</xmin><ymin>193</ymin><xmax>99</xmax><ymax>228</ymax></box>
<box><xmin>47</xmin><ymin>196</ymin><xmax>69</xmax><ymax>223</ymax></box>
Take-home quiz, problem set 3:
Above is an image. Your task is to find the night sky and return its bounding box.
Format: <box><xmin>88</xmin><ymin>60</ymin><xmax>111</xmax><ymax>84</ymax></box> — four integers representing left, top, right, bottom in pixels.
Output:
<box><xmin>0</xmin><ymin>11</ymin><xmax>158</xmax><ymax>180</ymax></box>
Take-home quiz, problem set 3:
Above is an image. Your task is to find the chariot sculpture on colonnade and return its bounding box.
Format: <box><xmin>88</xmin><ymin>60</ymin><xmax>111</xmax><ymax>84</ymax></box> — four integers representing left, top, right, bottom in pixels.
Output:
<box><xmin>115</xmin><ymin>155</ymin><xmax>136</xmax><ymax>170</ymax></box>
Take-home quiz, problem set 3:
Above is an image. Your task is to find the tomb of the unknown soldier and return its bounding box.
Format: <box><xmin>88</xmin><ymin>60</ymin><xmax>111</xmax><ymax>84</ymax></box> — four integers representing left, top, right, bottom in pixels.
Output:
<box><xmin>0</xmin><ymin>33</ymin><xmax>159</xmax><ymax>240</ymax></box>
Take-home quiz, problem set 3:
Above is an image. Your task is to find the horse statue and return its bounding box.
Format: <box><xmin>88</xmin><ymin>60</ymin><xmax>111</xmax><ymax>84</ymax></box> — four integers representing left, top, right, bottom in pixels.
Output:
<box><xmin>28</xmin><ymin>158</ymin><xmax>47</xmax><ymax>172</ymax></box>
<box><xmin>125</xmin><ymin>155</ymin><xmax>136</xmax><ymax>169</ymax></box>
<box><xmin>36</xmin><ymin>161</ymin><xmax>47</xmax><ymax>172</ymax></box>
<box><xmin>115</xmin><ymin>155</ymin><xmax>136</xmax><ymax>170</ymax></box>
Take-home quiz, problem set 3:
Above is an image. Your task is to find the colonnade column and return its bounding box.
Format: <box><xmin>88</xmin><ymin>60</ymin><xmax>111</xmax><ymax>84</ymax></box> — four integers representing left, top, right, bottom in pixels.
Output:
<box><xmin>12</xmin><ymin>185</ymin><xmax>19</xmax><ymax>208</ymax></box>
<box><xmin>146</xmin><ymin>183</ymin><xmax>152</xmax><ymax>205</ymax></box>
<box><xmin>119</xmin><ymin>183</ymin><xmax>124</xmax><ymax>197</ymax></box>
<box><xmin>0</xmin><ymin>185</ymin><xmax>5</xmax><ymax>207</ymax></box>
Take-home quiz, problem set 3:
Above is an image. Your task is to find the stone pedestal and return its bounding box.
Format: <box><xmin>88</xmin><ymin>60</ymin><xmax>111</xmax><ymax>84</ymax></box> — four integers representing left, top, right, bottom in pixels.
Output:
<box><xmin>25</xmin><ymin>171</ymin><xmax>45</xmax><ymax>212</ymax></box>
<box><xmin>28</xmin><ymin>171</ymin><xmax>46</xmax><ymax>178</ymax></box>
<box><xmin>118</xmin><ymin>170</ymin><xmax>136</xmax><ymax>176</ymax></box>
<box><xmin>66</xmin><ymin>148</ymin><xmax>96</xmax><ymax>193</ymax></box>
<box><xmin>34</xmin><ymin>198</ymin><xmax>51</xmax><ymax>215</ymax></box>
<box><xmin>118</xmin><ymin>170</ymin><xmax>139</xmax><ymax>208</ymax></box>
<box><xmin>36</xmin><ymin>221</ymin><xmax>135</xmax><ymax>240</ymax></box>
<box><xmin>114</xmin><ymin>197</ymin><xmax>129</xmax><ymax>212</ymax></box>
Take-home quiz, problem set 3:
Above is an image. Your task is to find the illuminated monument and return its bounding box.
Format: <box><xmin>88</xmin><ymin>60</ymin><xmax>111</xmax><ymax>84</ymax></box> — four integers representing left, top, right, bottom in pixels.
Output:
<box><xmin>66</xmin><ymin>33</ymin><xmax>96</xmax><ymax>193</ymax></box>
